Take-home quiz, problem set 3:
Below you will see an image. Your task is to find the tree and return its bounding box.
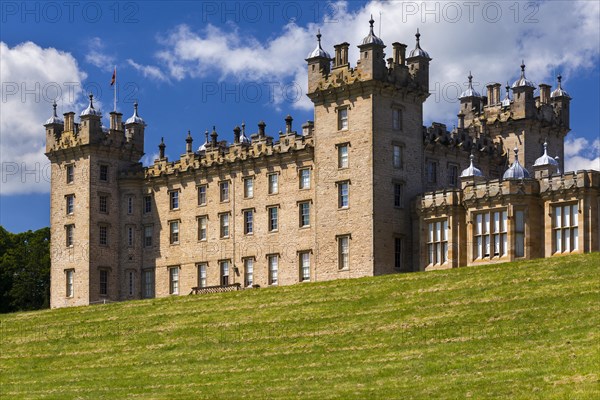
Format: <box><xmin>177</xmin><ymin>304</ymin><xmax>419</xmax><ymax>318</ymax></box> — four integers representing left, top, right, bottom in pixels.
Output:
<box><xmin>0</xmin><ymin>227</ymin><xmax>50</xmax><ymax>313</ymax></box>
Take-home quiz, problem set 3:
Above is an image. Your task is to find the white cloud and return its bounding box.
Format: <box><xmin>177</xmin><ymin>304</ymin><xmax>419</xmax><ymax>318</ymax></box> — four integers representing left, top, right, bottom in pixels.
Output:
<box><xmin>127</xmin><ymin>59</ymin><xmax>169</xmax><ymax>83</ymax></box>
<box><xmin>145</xmin><ymin>1</ymin><xmax>599</xmax><ymax>123</ymax></box>
<box><xmin>85</xmin><ymin>37</ymin><xmax>116</xmax><ymax>72</ymax></box>
<box><xmin>564</xmin><ymin>136</ymin><xmax>600</xmax><ymax>172</ymax></box>
<box><xmin>0</xmin><ymin>41</ymin><xmax>87</xmax><ymax>195</ymax></box>
<box><xmin>141</xmin><ymin>152</ymin><xmax>160</xmax><ymax>167</ymax></box>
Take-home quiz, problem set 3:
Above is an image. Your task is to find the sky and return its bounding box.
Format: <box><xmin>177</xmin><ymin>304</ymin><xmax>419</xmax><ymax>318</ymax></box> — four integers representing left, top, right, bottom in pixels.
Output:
<box><xmin>1</xmin><ymin>0</ymin><xmax>599</xmax><ymax>233</ymax></box>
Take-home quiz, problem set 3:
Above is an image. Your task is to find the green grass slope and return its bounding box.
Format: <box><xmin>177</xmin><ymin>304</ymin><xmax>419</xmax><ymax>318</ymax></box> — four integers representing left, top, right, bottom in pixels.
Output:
<box><xmin>1</xmin><ymin>253</ymin><xmax>599</xmax><ymax>399</ymax></box>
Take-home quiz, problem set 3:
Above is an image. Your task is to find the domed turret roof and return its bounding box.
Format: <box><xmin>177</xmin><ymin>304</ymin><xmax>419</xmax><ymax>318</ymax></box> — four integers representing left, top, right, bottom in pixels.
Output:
<box><xmin>550</xmin><ymin>74</ymin><xmax>570</xmax><ymax>98</ymax></box>
<box><xmin>533</xmin><ymin>141</ymin><xmax>559</xmax><ymax>167</ymax></box>
<box><xmin>198</xmin><ymin>130</ymin><xmax>209</xmax><ymax>152</ymax></box>
<box><xmin>125</xmin><ymin>102</ymin><xmax>145</xmax><ymax>125</ymax></box>
<box><xmin>361</xmin><ymin>15</ymin><xmax>384</xmax><ymax>46</ymax></box>
<box><xmin>503</xmin><ymin>148</ymin><xmax>530</xmax><ymax>179</ymax></box>
<box><xmin>306</xmin><ymin>30</ymin><xmax>331</xmax><ymax>59</ymax></box>
<box><xmin>460</xmin><ymin>154</ymin><xmax>484</xmax><ymax>178</ymax></box>
<box><xmin>459</xmin><ymin>72</ymin><xmax>481</xmax><ymax>99</ymax></box>
<box><xmin>408</xmin><ymin>29</ymin><xmax>430</xmax><ymax>58</ymax></box>
<box><xmin>80</xmin><ymin>94</ymin><xmax>101</xmax><ymax>117</ymax></box>
<box><xmin>511</xmin><ymin>61</ymin><xmax>535</xmax><ymax>88</ymax></box>
<box><xmin>501</xmin><ymin>82</ymin><xmax>511</xmax><ymax>107</ymax></box>
<box><xmin>44</xmin><ymin>100</ymin><xmax>63</xmax><ymax>125</ymax></box>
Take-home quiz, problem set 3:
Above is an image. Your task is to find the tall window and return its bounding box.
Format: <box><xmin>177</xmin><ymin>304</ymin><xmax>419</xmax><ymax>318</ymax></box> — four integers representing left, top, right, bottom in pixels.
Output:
<box><xmin>220</xmin><ymin>260</ymin><xmax>230</xmax><ymax>286</ymax></box>
<box><xmin>99</xmin><ymin>165</ymin><xmax>108</xmax><ymax>181</ymax></box>
<box><xmin>66</xmin><ymin>164</ymin><xmax>74</xmax><ymax>184</ymax></box>
<box><xmin>392</xmin><ymin>108</ymin><xmax>402</xmax><ymax>130</ymax></box>
<box><xmin>66</xmin><ymin>195</ymin><xmax>74</xmax><ymax>215</ymax></box>
<box><xmin>515</xmin><ymin>210</ymin><xmax>525</xmax><ymax>258</ymax></box>
<box><xmin>220</xmin><ymin>213</ymin><xmax>230</xmax><ymax>238</ymax></box>
<box><xmin>128</xmin><ymin>271</ymin><xmax>135</xmax><ymax>296</ymax></box>
<box><xmin>338</xmin><ymin>107</ymin><xmax>348</xmax><ymax>130</ymax></box>
<box><xmin>393</xmin><ymin>145</ymin><xmax>402</xmax><ymax>169</ymax></box>
<box><xmin>244</xmin><ymin>258</ymin><xmax>254</xmax><ymax>287</ymax></box>
<box><xmin>144</xmin><ymin>195</ymin><xmax>152</xmax><ymax>213</ymax></box>
<box><xmin>127</xmin><ymin>226</ymin><xmax>134</xmax><ymax>247</ymax></box>
<box><xmin>197</xmin><ymin>185</ymin><xmax>207</xmax><ymax>206</ymax></box>
<box><xmin>268</xmin><ymin>173</ymin><xmax>279</xmax><ymax>194</ymax></box>
<box><xmin>268</xmin><ymin>255</ymin><xmax>279</xmax><ymax>285</ymax></box>
<box><xmin>300</xmin><ymin>252</ymin><xmax>310</xmax><ymax>282</ymax></box>
<box><xmin>338</xmin><ymin>144</ymin><xmax>349</xmax><ymax>168</ymax></box>
<box><xmin>299</xmin><ymin>169</ymin><xmax>310</xmax><ymax>189</ymax></box>
<box><xmin>99</xmin><ymin>270</ymin><xmax>108</xmax><ymax>296</ymax></box>
<box><xmin>197</xmin><ymin>216</ymin><xmax>208</xmax><ymax>241</ymax></box>
<box><xmin>170</xmin><ymin>191</ymin><xmax>179</xmax><ymax>210</ymax></box>
<box><xmin>338</xmin><ymin>181</ymin><xmax>349</xmax><ymax>208</ymax></box>
<box><xmin>65</xmin><ymin>269</ymin><xmax>74</xmax><ymax>297</ymax></box>
<box><xmin>427</xmin><ymin>161</ymin><xmax>437</xmax><ymax>184</ymax></box>
<box><xmin>169</xmin><ymin>267</ymin><xmax>179</xmax><ymax>295</ymax></box>
<box><xmin>394</xmin><ymin>183</ymin><xmax>403</xmax><ymax>208</ymax></box>
<box><xmin>394</xmin><ymin>238</ymin><xmax>402</xmax><ymax>270</ymax></box>
<box><xmin>338</xmin><ymin>236</ymin><xmax>350</xmax><ymax>270</ymax></box>
<box><xmin>299</xmin><ymin>202</ymin><xmax>310</xmax><ymax>227</ymax></box>
<box><xmin>553</xmin><ymin>204</ymin><xmax>579</xmax><ymax>253</ymax></box>
<box><xmin>244</xmin><ymin>177</ymin><xmax>254</xmax><ymax>198</ymax></box>
<box><xmin>65</xmin><ymin>224</ymin><xmax>74</xmax><ymax>247</ymax></box>
<box><xmin>268</xmin><ymin>207</ymin><xmax>278</xmax><ymax>231</ymax></box>
<box><xmin>169</xmin><ymin>221</ymin><xmax>179</xmax><ymax>244</ymax></box>
<box><xmin>127</xmin><ymin>196</ymin><xmax>133</xmax><ymax>215</ymax></box>
<box><xmin>99</xmin><ymin>195</ymin><xmax>108</xmax><ymax>213</ymax></box>
<box><xmin>144</xmin><ymin>225</ymin><xmax>153</xmax><ymax>247</ymax></box>
<box><xmin>244</xmin><ymin>210</ymin><xmax>254</xmax><ymax>234</ymax></box>
<box><xmin>198</xmin><ymin>263</ymin><xmax>207</xmax><ymax>288</ymax></box>
<box><xmin>474</xmin><ymin>211</ymin><xmax>507</xmax><ymax>259</ymax></box>
<box><xmin>448</xmin><ymin>164</ymin><xmax>459</xmax><ymax>187</ymax></box>
<box><xmin>99</xmin><ymin>226</ymin><xmax>108</xmax><ymax>246</ymax></box>
<box><xmin>427</xmin><ymin>220</ymin><xmax>448</xmax><ymax>266</ymax></box>
<box><xmin>143</xmin><ymin>270</ymin><xmax>154</xmax><ymax>298</ymax></box>
<box><xmin>220</xmin><ymin>181</ymin><xmax>229</xmax><ymax>202</ymax></box>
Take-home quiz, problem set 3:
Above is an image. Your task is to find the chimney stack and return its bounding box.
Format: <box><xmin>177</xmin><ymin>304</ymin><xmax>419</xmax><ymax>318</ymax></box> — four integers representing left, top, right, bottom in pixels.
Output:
<box><xmin>539</xmin><ymin>84</ymin><xmax>551</xmax><ymax>104</ymax></box>
<box><xmin>285</xmin><ymin>115</ymin><xmax>293</xmax><ymax>134</ymax></box>
<box><xmin>392</xmin><ymin>42</ymin><xmax>407</xmax><ymax>66</ymax></box>
<box><xmin>333</xmin><ymin>42</ymin><xmax>349</xmax><ymax>68</ymax></box>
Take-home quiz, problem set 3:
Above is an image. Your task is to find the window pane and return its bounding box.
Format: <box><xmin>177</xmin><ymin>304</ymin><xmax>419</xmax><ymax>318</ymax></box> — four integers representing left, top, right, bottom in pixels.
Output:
<box><xmin>572</xmin><ymin>205</ymin><xmax>578</xmax><ymax>227</ymax></box>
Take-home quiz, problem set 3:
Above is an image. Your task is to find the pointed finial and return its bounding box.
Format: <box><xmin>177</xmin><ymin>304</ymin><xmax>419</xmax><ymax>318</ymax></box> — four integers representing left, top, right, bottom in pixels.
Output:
<box><xmin>241</xmin><ymin>121</ymin><xmax>246</xmax><ymax>134</ymax></box>
<box><xmin>506</xmin><ymin>81</ymin><xmax>510</xmax><ymax>92</ymax></box>
<box><xmin>416</xmin><ymin>28</ymin><xmax>421</xmax><ymax>41</ymax></box>
<box><xmin>469</xmin><ymin>153</ymin><xmax>475</xmax><ymax>164</ymax></box>
<box><xmin>557</xmin><ymin>74</ymin><xmax>562</xmax><ymax>88</ymax></box>
<box><xmin>369</xmin><ymin>14</ymin><xmax>375</xmax><ymax>28</ymax></box>
<box><xmin>88</xmin><ymin>93</ymin><xmax>94</xmax><ymax>108</ymax></box>
<box><xmin>316</xmin><ymin>29</ymin><xmax>322</xmax><ymax>43</ymax></box>
<box><xmin>186</xmin><ymin>130</ymin><xmax>193</xmax><ymax>142</ymax></box>
<box><xmin>514</xmin><ymin>147</ymin><xmax>519</xmax><ymax>160</ymax></box>
<box><xmin>543</xmin><ymin>140</ymin><xmax>548</xmax><ymax>154</ymax></box>
<box><xmin>468</xmin><ymin>71</ymin><xmax>473</xmax><ymax>83</ymax></box>
<box><xmin>52</xmin><ymin>100</ymin><xmax>58</xmax><ymax>116</ymax></box>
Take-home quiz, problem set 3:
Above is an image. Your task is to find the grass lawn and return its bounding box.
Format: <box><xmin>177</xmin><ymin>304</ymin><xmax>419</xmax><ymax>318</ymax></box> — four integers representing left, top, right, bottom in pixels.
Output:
<box><xmin>1</xmin><ymin>253</ymin><xmax>599</xmax><ymax>399</ymax></box>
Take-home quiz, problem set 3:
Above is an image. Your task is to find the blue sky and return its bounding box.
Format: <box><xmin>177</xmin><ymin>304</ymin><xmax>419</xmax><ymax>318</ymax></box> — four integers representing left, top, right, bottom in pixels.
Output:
<box><xmin>1</xmin><ymin>0</ymin><xmax>599</xmax><ymax>233</ymax></box>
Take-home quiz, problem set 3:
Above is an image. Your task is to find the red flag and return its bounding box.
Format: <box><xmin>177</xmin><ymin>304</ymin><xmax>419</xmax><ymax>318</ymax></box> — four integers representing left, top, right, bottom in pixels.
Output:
<box><xmin>110</xmin><ymin>67</ymin><xmax>116</xmax><ymax>86</ymax></box>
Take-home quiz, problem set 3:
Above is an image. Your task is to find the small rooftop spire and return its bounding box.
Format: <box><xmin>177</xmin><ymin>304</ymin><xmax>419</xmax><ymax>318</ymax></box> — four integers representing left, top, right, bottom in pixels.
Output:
<box><xmin>551</xmin><ymin>74</ymin><xmax>570</xmax><ymax>98</ymax></box>
<box><xmin>211</xmin><ymin>125</ymin><xmax>218</xmax><ymax>146</ymax></box>
<box><xmin>45</xmin><ymin>99</ymin><xmax>64</xmax><ymax>125</ymax></box>
<box><xmin>307</xmin><ymin>28</ymin><xmax>331</xmax><ymax>59</ymax></box>
<box><xmin>511</xmin><ymin>60</ymin><xmax>535</xmax><ymax>88</ymax></box>
<box><xmin>158</xmin><ymin>137</ymin><xmax>166</xmax><ymax>159</ymax></box>
<box><xmin>125</xmin><ymin>101</ymin><xmax>145</xmax><ymax>125</ymax></box>
<box><xmin>80</xmin><ymin>93</ymin><xmax>101</xmax><ymax>117</ymax></box>
<box><xmin>459</xmin><ymin>71</ymin><xmax>481</xmax><ymax>99</ymax></box>
<box><xmin>408</xmin><ymin>28</ymin><xmax>430</xmax><ymax>59</ymax></box>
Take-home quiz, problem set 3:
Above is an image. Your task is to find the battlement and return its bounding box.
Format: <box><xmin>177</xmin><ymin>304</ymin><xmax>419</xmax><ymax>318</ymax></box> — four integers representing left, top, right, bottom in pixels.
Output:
<box><xmin>306</xmin><ymin>21</ymin><xmax>430</xmax><ymax>102</ymax></box>
<box><xmin>144</xmin><ymin>121</ymin><xmax>313</xmax><ymax>180</ymax></box>
<box><xmin>539</xmin><ymin>170</ymin><xmax>600</xmax><ymax>196</ymax></box>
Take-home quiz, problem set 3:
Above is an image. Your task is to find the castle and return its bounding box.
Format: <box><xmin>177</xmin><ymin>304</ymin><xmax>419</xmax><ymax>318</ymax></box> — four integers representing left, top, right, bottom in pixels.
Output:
<box><xmin>45</xmin><ymin>19</ymin><xmax>599</xmax><ymax>308</ymax></box>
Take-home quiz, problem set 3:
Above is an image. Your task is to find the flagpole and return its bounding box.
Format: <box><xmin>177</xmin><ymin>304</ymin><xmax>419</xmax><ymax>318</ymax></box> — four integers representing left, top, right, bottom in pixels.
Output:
<box><xmin>113</xmin><ymin>66</ymin><xmax>117</xmax><ymax>112</ymax></box>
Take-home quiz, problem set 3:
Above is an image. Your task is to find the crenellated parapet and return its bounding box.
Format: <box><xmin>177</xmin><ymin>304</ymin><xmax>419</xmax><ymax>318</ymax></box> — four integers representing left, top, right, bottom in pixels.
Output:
<box><xmin>144</xmin><ymin>120</ymin><xmax>314</xmax><ymax>180</ymax></box>
<box><xmin>306</xmin><ymin>20</ymin><xmax>430</xmax><ymax>104</ymax></box>
<box><xmin>539</xmin><ymin>170</ymin><xmax>600</xmax><ymax>200</ymax></box>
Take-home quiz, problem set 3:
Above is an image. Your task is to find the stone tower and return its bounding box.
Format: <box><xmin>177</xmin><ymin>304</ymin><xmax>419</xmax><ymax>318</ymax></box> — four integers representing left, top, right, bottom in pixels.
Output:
<box><xmin>306</xmin><ymin>19</ymin><xmax>431</xmax><ymax>277</ymax></box>
<box><xmin>459</xmin><ymin>65</ymin><xmax>571</xmax><ymax>176</ymax></box>
<box><xmin>45</xmin><ymin>96</ymin><xmax>145</xmax><ymax>307</ymax></box>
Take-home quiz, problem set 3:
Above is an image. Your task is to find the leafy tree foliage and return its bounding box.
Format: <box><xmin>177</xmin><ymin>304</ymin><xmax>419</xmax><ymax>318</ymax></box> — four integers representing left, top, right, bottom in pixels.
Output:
<box><xmin>0</xmin><ymin>226</ymin><xmax>50</xmax><ymax>313</ymax></box>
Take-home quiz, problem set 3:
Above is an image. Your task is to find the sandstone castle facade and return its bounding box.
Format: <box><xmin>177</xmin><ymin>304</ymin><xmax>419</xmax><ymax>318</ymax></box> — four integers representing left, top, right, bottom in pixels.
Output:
<box><xmin>46</xmin><ymin>20</ymin><xmax>599</xmax><ymax>308</ymax></box>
